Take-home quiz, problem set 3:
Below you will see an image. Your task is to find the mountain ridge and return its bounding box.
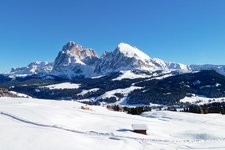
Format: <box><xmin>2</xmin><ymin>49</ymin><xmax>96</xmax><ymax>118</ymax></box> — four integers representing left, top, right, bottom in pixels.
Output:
<box><xmin>7</xmin><ymin>41</ymin><xmax>225</xmax><ymax>78</ymax></box>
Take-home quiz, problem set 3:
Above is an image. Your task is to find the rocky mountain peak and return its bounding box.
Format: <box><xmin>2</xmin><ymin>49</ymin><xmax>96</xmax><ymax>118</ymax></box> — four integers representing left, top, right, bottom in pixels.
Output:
<box><xmin>52</xmin><ymin>41</ymin><xmax>100</xmax><ymax>78</ymax></box>
<box><xmin>62</xmin><ymin>41</ymin><xmax>76</xmax><ymax>51</ymax></box>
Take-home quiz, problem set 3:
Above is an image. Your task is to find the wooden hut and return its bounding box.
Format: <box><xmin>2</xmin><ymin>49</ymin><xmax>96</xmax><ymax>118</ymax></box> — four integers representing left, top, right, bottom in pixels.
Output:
<box><xmin>131</xmin><ymin>124</ymin><xmax>148</xmax><ymax>135</ymax></box>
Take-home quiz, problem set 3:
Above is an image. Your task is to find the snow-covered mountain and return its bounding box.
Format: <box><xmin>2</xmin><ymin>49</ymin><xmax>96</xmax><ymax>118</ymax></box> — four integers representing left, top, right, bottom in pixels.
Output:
<box><xmin>95</xmin><ymin>43</ymin><xmax>168</xmax><ymax>74</ymax></box>
<box><xmin>8</xmin><ymin>41</ymin><xmax>225</xmax><ymax>78</ymax></box>
<box><xmin>166</xmin><ymin>62</ymin><xmax>190</xmax><ymax>72</ymax></box>
<box><xmin>10</xmin><ymin>61</ymin><xmax>53</xmax><ymax>76</ymax></box>
<box><xmin>189</xmin><ymin>64</ymin><xmax>225</xmax><ymax>76</ymax></box>
<box><xmin>52</xmin><ymin>41</ymin><xmax>100</xmax><ymax>78</ymax></box>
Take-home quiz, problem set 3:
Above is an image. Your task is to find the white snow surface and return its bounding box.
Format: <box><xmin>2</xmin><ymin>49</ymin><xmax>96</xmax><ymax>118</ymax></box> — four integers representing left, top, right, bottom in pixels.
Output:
<box><xmin>96</xmin><ymin>86</ymin><xmax>143</xmax><ymax>101</ymax></box>
<box><xmin>113</xmin><ymin>70</ymin><xmax>150</xmax><ymax>81</ymax></box>
<box><xmin>132</xmin><ymin>124</ymin><xmax>149</xmax><ymax>130</ymax></box>
<box><xmin>43</xmin><ymin>82</ymin><xmax>81</xmax><ymax>90</ymax></box>
<box><xmin>180</xmin><ymin>95</ymin><xmax>225</xmax><ymax>105</ymax></box>
<box><xmin>9</xmin><ymin>91</ymin><xmax>32</xmax><ymax>98</ymax></box>
<box><xmin>91</xmin><ymin>75</ymin><xmax>105</xmax><ymax>79</ymax></box>
<box><xmin>77</xmin><ymin>88</ymin><xmax>99</xmax><ymax>96</ymax></box>
<box><xmin>143</xmin><ymin>71</ymin><xmax>173</xmax><ymax>81</ymax></box>
<box><xmin>0</xmin><ymin>97</ymin><xmax>225</xmax><ymax>150</ymax></box>
<box><xmin>118</xmin><ymin>43</ymin><xmax>151</xmax><ymax>60</ymax></box>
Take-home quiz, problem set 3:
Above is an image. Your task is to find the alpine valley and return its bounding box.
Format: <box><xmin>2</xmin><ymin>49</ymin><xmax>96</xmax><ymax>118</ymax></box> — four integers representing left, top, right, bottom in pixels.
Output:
<box><xmin>1</xmin><ymin>41</ymin><xmax>225</xmax><ymax>108</ymax></box>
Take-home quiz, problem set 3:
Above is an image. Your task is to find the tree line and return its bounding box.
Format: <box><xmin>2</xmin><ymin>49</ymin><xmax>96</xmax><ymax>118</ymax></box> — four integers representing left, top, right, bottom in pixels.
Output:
<box><xmin>106</xmin><ymin>105</ymin><xmax>151</xmax><ymax>115</ymax></box>
<box><xmin>183</xmin><ymin>102</ymin><xmax>225</xmax><ymax>114</ymax></box>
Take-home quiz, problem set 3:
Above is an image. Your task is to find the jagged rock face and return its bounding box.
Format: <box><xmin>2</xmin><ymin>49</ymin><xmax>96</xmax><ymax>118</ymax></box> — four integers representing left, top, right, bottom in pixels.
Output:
<box><xmin>95</xmin><ymin>43</ymin><xmax>167</xmax><ymax>74</ymax></box>
<box><xmin>52</xmin><ymin>41</ymin><xmax>100</xmax><ymax>78</ymax></box>
<box><xmin>10</xmin><ymin>61</ymin><xmax>53</xmax><ymax>75</ymax></box>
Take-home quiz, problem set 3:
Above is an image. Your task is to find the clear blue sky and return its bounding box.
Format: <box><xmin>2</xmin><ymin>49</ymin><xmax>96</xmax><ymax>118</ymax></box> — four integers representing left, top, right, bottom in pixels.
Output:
<box><xmin>0</xmin><ymin>0</ymin><xmax>225</xmax><ymax>72</ymax></box>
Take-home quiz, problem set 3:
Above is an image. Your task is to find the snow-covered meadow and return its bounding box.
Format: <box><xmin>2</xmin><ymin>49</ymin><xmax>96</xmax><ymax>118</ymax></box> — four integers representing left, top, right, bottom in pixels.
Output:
<box><xmin>0</xmin><ymin>97</ymin><xmax>225</xmax><ymax>150</ymax></box>
<box><xmin>43</xmin><ymin>82</ymin><xmax>81</xmax><ymax>90</ymax></box>
<box><xmin>180</xmin><ymin>95</ymin><xmax>225</xmax><ymax>105</ymax></box>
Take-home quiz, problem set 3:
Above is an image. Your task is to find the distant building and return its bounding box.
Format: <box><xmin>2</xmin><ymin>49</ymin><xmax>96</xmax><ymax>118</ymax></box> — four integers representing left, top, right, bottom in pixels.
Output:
<box><xmin>132</xmin><ymin>124</ymin><xmax>148</xmax><ymax>135</ymax></box>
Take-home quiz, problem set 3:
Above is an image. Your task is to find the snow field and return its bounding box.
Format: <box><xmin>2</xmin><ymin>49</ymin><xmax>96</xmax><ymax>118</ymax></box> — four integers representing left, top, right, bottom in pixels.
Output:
<box><xmin>0</xmin><ymin>97</ymin><xmax>225</xmax><ymax>150</ymax></box>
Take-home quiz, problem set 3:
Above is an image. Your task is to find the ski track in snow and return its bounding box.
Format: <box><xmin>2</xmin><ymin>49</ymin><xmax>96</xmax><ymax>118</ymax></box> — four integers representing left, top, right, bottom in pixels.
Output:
<box><xmin>1</xmin><ymin>111</ymin><xmax>225</xmax><ymax>145</ymax></box>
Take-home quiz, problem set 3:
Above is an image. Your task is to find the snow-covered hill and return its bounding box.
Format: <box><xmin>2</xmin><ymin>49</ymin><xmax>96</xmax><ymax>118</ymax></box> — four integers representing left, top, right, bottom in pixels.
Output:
<box><xmin>0</xmin><ymin>97</ymin><xmax>225</xmax><ymax>150</ymax></box>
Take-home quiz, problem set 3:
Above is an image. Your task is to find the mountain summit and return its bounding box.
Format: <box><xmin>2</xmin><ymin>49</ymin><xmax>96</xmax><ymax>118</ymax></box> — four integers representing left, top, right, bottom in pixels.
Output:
<box><xmin>95</xmin><ymin>42</ymin><xmax>168</xmax><ymax>74</ymax></box>
<box><xmin>52</xmin><ymin>41</ymin><xmax>99</xmax><ymax>78</ymax></box>
<box><xmin>117</xmin><ymin>42</ymin><xmax>151</xmax><ymax>60</ymax></box>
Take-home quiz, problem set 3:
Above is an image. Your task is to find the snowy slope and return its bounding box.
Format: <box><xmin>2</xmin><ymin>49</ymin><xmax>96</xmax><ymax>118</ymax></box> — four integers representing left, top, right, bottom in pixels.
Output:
<box><xmin>43</xmin><ymin>82</ymin><xmax>81</xmax><ymax>90</ymax></box>
<box><xmin>77</xmin><ymin>88</ymin><xmax>99</xmax><ymax>96</ymax></box>
<box><xmin>96</xmin><ymin>86</ymin><xmax>143</xmax><ymax>102</ymax></box>
<box><xmin>112</xmin><ymin>70</ymin><xmax>150</xmax><ymax>81</ymax></box>
<box><xmin>117</xmin><ymin>42</ymin><xmax>151</xmax><ymax>60</ymax></box>
<box><xmin>1</xmin><ymin>97</ymin><xmax>225</xmax><ymax>150</ymax></box>
<box><xmin>8</xmin><ymin>91</ymin><xmax>32</xmax><ymax>98</ymax></box>
<box><xmin>180</xmin><ymin>95</ymin><xmax>225</xmax><ymax>105</ymax></box>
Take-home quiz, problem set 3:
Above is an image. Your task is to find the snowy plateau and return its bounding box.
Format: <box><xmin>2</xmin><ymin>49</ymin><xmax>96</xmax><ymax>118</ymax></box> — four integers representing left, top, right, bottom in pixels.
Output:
<box><xmin>1</xmin><ymin>97</ymin><xmax>225</xmax><ymax>150</ymax></box>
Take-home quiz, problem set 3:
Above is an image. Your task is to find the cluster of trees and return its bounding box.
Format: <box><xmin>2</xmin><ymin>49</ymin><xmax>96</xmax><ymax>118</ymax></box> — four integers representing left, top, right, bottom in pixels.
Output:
<box><xmin>184</xmin><ymin>102</ymin><xmax>225</xmax><ymax>114</ymax></box>
<box><xmin>106</xmin><ymin>105</ymin><xmax>151</xmax><ymax>115</ymax></box>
